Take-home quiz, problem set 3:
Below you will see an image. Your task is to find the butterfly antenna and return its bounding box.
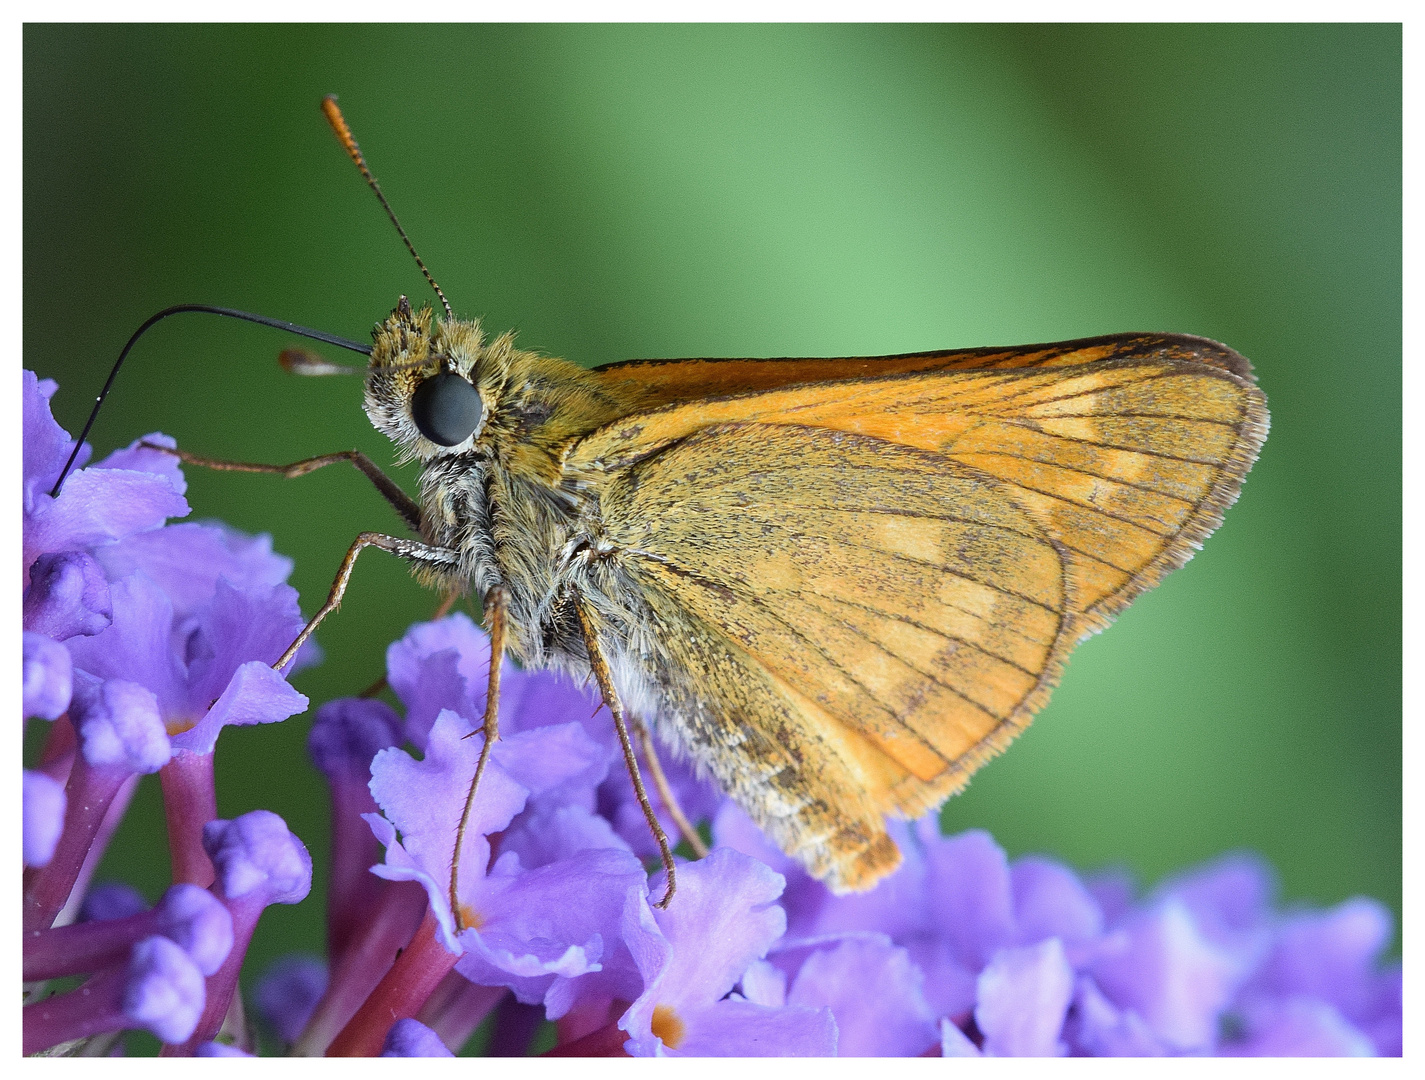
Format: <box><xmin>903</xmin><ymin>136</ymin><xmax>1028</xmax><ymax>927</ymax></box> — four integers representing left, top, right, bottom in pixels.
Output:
<box><xmin>322</xmin><ymin>95</ymin><xmax>454</xmax><ymax>321</ymax></box>
<box><xmin>49</xmin><ymin>305</ymin><xmax>371</xmax><ymax>499</ymax></box>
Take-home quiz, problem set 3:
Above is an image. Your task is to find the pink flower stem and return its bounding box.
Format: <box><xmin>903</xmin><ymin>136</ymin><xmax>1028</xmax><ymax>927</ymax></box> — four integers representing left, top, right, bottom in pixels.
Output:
<box><xmin>415</xmin><ymin>972</ymin><xmax>505</xmax><ymax>1053</ymax></box>
<box><xmin>23</xmin><ymin>760</ymin><xmax>129</xmax><ymax>932</ymax></box>
<box><xmin>23</xmin><ymin>964</ymin><xmax>127</xmax><ymax>1055</ymax></box>
<box><xmin>326</xmin><ymin>909</ymin><xmax>457</xmax><ymax>1057</ymax></box>
<box><xmin>159</xmin><ymin>893</ymin><xmax>265</xmax><ymax>1056</ymax></box>
<box><xmin>555</xmin><ymin>994</ymin><xmax>625</xmax><ymax>1045</ymax></box>
<box><xmin>542</xmin><ymin>1018</ymin><xmax>632</xmax><ymax>1057</ymax></box>
<box><xmin>158</xmin><ymin>750</ymin><xmax>217</xmax><ymax>888</ymax></box>
<box><xmin>36</xmin><ymin>712</ymin><xmax>76</xmax><ymax>781</ymax></box>
<box><xmin>53</xmin><ymin>774</ymin><xmax>138</xmax><ymax>928</ymax></box>
<box><xmin>291</xmin><ymin>879</ymin><xmax>427</xmax><ymax>1056</ymax></box>
<box><xmin>326</xmin><ymin>775</ymin><xmax>390</xmax><ymax>963</ymax></box>
<box><xmin>25</xmin><ymin>888</ymin><xmax>167</xmax><ymax>980</ymax></box>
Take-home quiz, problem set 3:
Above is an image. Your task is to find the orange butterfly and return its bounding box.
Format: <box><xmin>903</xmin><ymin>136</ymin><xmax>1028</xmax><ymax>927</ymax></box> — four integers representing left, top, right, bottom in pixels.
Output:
<box><xmin>128</xmin><ymin>99</ymin><xmax>1267</xmax><ymax>910</ymax></box>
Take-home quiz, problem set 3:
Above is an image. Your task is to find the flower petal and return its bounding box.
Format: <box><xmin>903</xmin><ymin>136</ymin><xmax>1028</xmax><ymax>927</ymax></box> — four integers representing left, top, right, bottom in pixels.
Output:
<box><xmin>1011</xmin><ymin>856</ymin><xmax>1103</xmax><ymax>950</ymax></box>
<box><xmin>93</xmin><ymin>521</ymin><xmax>292</xmax><ymax>621</ymax></box>
<box><xmin>1225</xmin><ymin>998</ymin><xmax>1374</xmax><ymax>1057</ymax></box>
<box><xmin>1090</xmin><ymin>899</ymin><xmax>1238</xmax><ymax>1052</ymax></box>
<box><xmin>975</xmin><ymin>938</ymin><xmax>1074</xmax><ymax>1056</ymax></box>
<box><xmin>173</xmin><ymin>660</ymin><xmax>308</xmax><ymax>755</ymax></box>
<box><xmin>650</xmin><ymin>998</ymin><xmax>837</xmax><ymax>1057</ymax></box>
<box><xmin>787</xmin><ymin>936</ymin><xmax>938</xmax><ymax>1056</ymax></box>
<box><xmin>23</xmin><ymin>630</ymin><xmax>73</xmax><ymax>720</ymax></box>
<box><xmin>455</xmin><ymin>847</ymin><xmax>648</xmax><ymax>1011</ymax></box>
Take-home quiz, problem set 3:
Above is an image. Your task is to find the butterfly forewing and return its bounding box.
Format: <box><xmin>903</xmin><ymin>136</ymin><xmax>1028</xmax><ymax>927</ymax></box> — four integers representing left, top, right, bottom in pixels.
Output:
<box><xmin>573</xmin><ymin>334</ymin><xmax>1266</xmax><ymax>890</ymax></box>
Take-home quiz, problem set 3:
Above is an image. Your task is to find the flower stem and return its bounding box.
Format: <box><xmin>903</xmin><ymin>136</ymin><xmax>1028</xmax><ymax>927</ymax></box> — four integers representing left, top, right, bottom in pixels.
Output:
<box><xmin>325</xmin><ymin>909</ymin><xmax>457</xmax><ymax>1057</ymax></box>
<box><xmin>159</xmin><ymin>894</ymin><xmax>264</xmax><ymax>1056</ymax></box>
<box><xmin>23</xmin><ymin>761</ymin><xmax>128</xmax><ymax>932</ymax></box>
<box><xmin>326</xmin><ymin>775</ymin><xmax>389</xmax><ymax>963</ymax></box>
<box><xmin>158</xmin><ymin>750</ymin><xmax>217</xmax><ymax>888</ymax></box>
<box><xmin>292</xmin><ymin>879</ymin><xmax>427</xmax><ymax>1056</ymax></box>
<box><xmin>542</xmin><ymin>1018</ymin><xmax>631</xmax><ymax>1057</ymax></box>
<box><xmin>23</xmin><ymin>966</ymin><xmax>126</xmax><ymax>1055</ymax></box>
<box><xmin>53</xmin><ymin>774</ymin><xmax>138</xmax><ymax>928</ymax></box>
<box><xmin>415</xmin><ymin>972</ymin><xmax>505</xmax><ymax>1053</ymax></box>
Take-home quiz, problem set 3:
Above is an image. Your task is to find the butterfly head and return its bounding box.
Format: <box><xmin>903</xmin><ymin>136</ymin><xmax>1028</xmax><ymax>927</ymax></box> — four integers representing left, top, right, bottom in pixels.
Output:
<box><xmin>364</xmin><ymin>295</ymin><xmax>492</xmax><ymax>462</ymax></box>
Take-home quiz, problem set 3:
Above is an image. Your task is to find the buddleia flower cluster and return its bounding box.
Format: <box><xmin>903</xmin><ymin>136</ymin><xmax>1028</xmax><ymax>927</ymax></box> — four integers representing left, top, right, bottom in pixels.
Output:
<box><xmin>22</xmin><ymin>370</ymin><xmax>1402</xmax><ymax>1057</ymax></box>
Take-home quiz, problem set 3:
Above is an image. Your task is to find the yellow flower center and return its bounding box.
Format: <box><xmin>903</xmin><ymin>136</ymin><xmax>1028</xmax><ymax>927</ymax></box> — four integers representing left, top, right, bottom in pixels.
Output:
<box><xmin>650</xmin><ymin>1004</ymin><xmax>685</xmax><ymax>1050</ymax></box>
<box><xmin>165</xmin><ymin>717</ymin><xmax>197</xmax><ymax>736</ymax></box>
<box><xmin>456</xmin><ymin>903</ymin><xmax>483</xmax><ymax>931</ymax></box>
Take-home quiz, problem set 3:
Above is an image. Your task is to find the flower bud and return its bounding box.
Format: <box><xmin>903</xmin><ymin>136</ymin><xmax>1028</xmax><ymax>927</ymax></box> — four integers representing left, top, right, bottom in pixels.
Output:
<box><xmin>71</xmin><ymin>676</ymin><xmax>170</xmax><ymax>774</ymax></box>
<box><xmin>203</xmin><ymin>810</ymin><xmax>313</xmax><ymax>906</ymax></box>
<box><xmin>23</xmin><ymin>769</ymin><xmax>66</xmax><ymax>868</ymax></box>
<box><xmin>23</xmin><ymin>631</ymin><xmax>72</xmax><ymax>720</ymax></box>
<box><xmin>122</xmin><ymin>935</ymin><xmax>207</xmax><ymax>1045</ymax></box>
<box><xmin>24</xmin><ymin>550</ymin><xmax>113</xmax><ymax>640</ymax></box>
<box><xmin>80</xmin><ymin>882</ymin><xmax>150</xmax><ymax>923</ymax></box>
<box><xmin>382</xmin><ymin>1018</ymin><xmax>454</xmax><ymax>1057</ymax></box>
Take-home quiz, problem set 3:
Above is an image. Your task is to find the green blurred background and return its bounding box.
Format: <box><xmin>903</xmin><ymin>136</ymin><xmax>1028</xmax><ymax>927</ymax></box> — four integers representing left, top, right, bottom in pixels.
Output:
<box><xmin>24</xmin><ymin>21</ymin><xmax>1400</xmax><ymax>1014</ymax></box>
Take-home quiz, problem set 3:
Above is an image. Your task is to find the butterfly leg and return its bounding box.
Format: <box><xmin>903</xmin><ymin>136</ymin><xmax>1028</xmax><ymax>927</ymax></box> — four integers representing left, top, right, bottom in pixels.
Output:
<box><xmin>272</xmin><ymin>532</ymin><xmax>460</xmax><ymax>671</ymax></box>
<box><xmin>450</xmin><ymin>587</ymin><xmax>506</xmax><ymax>932</ymax></box>
<box><xmin>574</xmin><ymin>597</ymin><xmax>678</xmax><ymax>908</ymax></box>
<box><xmin>139</xmin><ymin>440</ymin><xmax>422</xmax><ymax>532</ymax></box>
<box><xmin>632</xmin><ymin>719</ymin><xmax>710</xmax><ymax>859</ymax></box>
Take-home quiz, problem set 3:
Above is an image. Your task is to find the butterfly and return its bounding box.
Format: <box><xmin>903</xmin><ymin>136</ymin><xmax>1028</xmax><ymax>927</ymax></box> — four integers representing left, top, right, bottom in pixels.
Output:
<box><xmin>71</xmin><ymin>97</ymin><xmax>1266</xmax><ymax>910</ymax></box>
<box><xmin>346</xmin><ymin>300</ymin><xmax>1268</xmax><ymax>898</ymax></box>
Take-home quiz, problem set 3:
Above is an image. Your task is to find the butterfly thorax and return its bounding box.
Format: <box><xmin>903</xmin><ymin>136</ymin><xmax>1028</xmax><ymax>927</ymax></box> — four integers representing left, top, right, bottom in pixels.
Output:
<box><xmin>363</xmin><ymin>298</ymin><xmax>656</xmax><ymax>666</ymax></box>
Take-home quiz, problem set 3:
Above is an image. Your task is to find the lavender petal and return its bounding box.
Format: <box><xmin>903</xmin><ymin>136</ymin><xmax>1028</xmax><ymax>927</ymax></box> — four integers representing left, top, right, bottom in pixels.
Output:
<box><xmin>975</xmin><ymin>938</ymin><xmax>1074</xmax><ymax>1057</ymax></box>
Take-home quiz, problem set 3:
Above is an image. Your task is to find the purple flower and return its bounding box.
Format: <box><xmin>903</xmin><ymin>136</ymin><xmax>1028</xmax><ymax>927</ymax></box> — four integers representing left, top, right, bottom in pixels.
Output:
<box><xmin>25</xmin><ymin>883</ymin><xmax>234</xmax><ymax>982</ymax></box>
<box><xmin>24</xmin><ymin>676</ymin><xmax>171</xmax><ymax>932</ymax></box>
<box><xmin>168</xmin><ymin>812</ymin><xmax>313</xmax><ymax>1053</ymax></box>
<box><xmin>1227</xmin><ymin>897</ymin><xmax>1400</xmax><ymax>1055</ymax></box>
<box><xmin>1223</xmin><ymin>997</ymin><xmax>1375</xmax><ymax>1056</ymax></box>
<box><xmin>975</xmin><ymin>938</ymin><xmax>1075</xmax><ymax>1056</ymax></box>
<box><xmin>22</xmin><ymin>370</ymin><xmax>188</xmax><ymax>584</ymax></box>
<box><xmin>620</xmin><ymin>848</ymin><xmax>836</xmax><ymax>1056</ymax></box>
<box><xmin>24</xmin><ymin>551</ymin><xmax>113</xmax><ymax>640</ymax></box>
<box><xmin>70</xmin><ymin>674</ymin><xmax>171</xmax><ymax>774</ymax></box>
<box><xmin>1088</xmin><ymin>898</ymin><xmax>1239</xmax><ymax>1053</ymax></box>
<box><xmin>23</xmin><ymin>769</ymin><xmax>66</xmax><ymax>868</ymax></box>
<box><xmin>309</xmin><ymin>697</ymin><xmax>404</xmax><ymax>785</ymax></box>
<box><xmin>1066</xmin><ymin>975</ymin><xmax>1168</xmax><ymax>1056</ymax></box>
<box><xmin>255</xmin><ymin>954</ymin><xmax>329</xmax><ymax>1043</ymax></box>
<box><xmin>23</xmin><ymin>631</ymin><xmax>73</xmax><ymax>720</ymax></box>
<box><xmin>366</xmin><ymin>706</ymin><xmax>645</xmax><ymax>1016</ymax></box>
<box><xmin>65</xmin><ymin>572</ymin><xmax>307</xmax><ymax>754</ymax></box>
<box><xmin>196</xmin><ymin>1041</ymin><xmax>254</xmax><ymax>1056</ymax></box>
<box><xmin>205</xmin><ymin>811</ymin><xmax>313</xmax><ymax>908</ymax></box>
<box><xmin>385</xmin><ymin>612</ymin><xmax>502</xmax><ymax>750</ymax></box>
<box><xmin>121</xmin><ymin>935</ymin><xmax>208</xmax><ymax>1044</ymax></box>
<box><xmin>308</xmin><ymin>696</ymin><xmax>407</xmax><ymax>968</ymax></box>
<box><xmin>714</xmin><ymin>805</ymin><xmax>1403</xmax><ymax>1058</ymax></box>
<box><xmin>92</xmin><ymin>520</ymin><xmax>294</xmax><ymax>623</ymax></box>
<box><xmin>382</xmin><ymin>1018</ymin><xmax>455</xmax><ymax>1057</ymax></box>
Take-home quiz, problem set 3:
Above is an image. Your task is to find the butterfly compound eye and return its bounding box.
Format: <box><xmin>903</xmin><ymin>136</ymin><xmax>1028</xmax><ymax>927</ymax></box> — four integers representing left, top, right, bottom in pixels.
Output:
<box><xmin>411</xmin><ymin>372</ymin><xmax>484</xmax><ymax>446</ymax></box>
